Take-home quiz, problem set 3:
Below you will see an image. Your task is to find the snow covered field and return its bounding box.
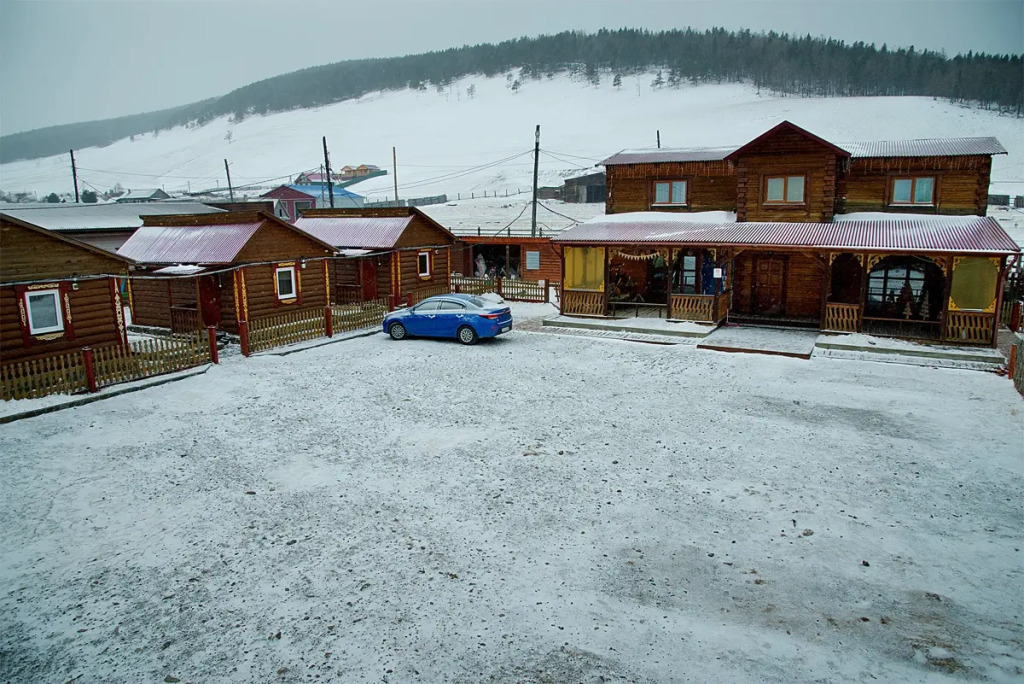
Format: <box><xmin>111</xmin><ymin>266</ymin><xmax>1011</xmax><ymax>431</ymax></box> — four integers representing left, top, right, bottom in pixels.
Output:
<box><xmin>1</xmin><ymin>309</ymin><xmax>1022</xmax><ymax>683</ymax></box>
<box><xmin>2</xmin><ymin>77</ymin><xmax>1022</xmax><ymax>201</ymax></box>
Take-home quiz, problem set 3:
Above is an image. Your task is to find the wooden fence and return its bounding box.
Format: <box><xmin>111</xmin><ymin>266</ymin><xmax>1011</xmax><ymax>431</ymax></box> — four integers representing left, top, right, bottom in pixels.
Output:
<box><xmin>451</xmin><ymin>275</ymin><xmax>549</xmax><ymax>302</ymax></box>
<box><xmin>170</xmin><ymin>306</ymin><xmax>201</xmax><ymax>333</ymax></box>
<box><xmin>2</xmin><ymin>330</ymin><xmax>213</xmax><ymax>402</ymax></box>
<box><xmin>669</xmin><ymin>294</ymin><xmax>713</xmax><ymax>322</ymax></box>
<box><xmin>823</xmin><ymin>302</ymin><xmax>861</xmax><ymax>333</ymax></box>
<box><xmin>410</xmin><ymin>284</ymin><xmax>450</xmax><ymax>305</ymax></box>
<box><xmin>93</xmin><ymin>331</ymin><xmax>212</xmax><ymax>388</ymax></box>
<box><xmin>1</xmin><ymin>350</ymin><xmax>88</xmax><ymax>401</ymax></box>
<box><xmin>248</xmin><ymin>308</ymin><xmax>327</xmax><ymax>354</ymax></box>
<box><xmin>332</xmin><ymin>298</ymin><xmax>389</xmax><ymax>333</ymax></box>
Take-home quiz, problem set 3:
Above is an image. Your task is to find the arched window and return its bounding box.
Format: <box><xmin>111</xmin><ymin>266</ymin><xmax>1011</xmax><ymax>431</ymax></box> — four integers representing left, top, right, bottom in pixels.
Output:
<box><xmin>866</xmin><ymin>257</ymin><xmax>944</xmax><ymax>321</ymax></box>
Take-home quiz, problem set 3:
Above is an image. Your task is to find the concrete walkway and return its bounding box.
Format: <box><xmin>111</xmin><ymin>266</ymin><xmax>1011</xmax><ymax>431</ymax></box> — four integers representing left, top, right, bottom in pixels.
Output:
<box><xmin>698</xmin><ymin>325</ymin><xmax>820</xmax><ymax>358</ymax></box>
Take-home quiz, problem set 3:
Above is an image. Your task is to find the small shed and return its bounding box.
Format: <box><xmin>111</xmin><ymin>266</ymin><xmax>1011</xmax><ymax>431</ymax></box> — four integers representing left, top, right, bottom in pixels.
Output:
<box><xmin>295</xmin><ymin>207</ymin><xmax>457</xmax><ymax>305</ymax></box>
<box><xmin>120</xmin><ymin>211</ymin><xmax>335</xmax><ymax>334</ymax></box>
<box><xmin>1</xmin><ymin>213</ymin><xmax>134</xmax><ymax>363</ymax></box>
<box><xmin>562</xmin><ymin>172</ymin><xmax>606</xmax><ymax>204</ymax></box>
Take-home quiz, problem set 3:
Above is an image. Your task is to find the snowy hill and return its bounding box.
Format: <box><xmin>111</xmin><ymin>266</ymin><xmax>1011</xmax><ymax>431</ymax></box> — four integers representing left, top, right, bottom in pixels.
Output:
<box><xmin>2</xmin><ymin>74</ymin><xmax>1022</xmax><ymax>202</ymax></box>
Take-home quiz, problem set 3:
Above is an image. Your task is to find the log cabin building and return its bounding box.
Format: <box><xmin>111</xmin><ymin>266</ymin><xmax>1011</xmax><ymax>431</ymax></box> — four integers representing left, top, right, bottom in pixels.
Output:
<box><xmin>119</xmin><ymin>211</ymin><xmax>335</xmax><ymax>334</ymax></box>
<box><xmin>294</xmin><ymin>207</ymin><xmax>457</xmax><ymax>305</ymax></box>
<box><xmin>1</xmin><ymin>213</ymin><xmax>134</xmax><ymax>363</ymax></box>
<box><xmin>554</xmin><ymin>121</ymin><xmax>1018</xmax><ymax>346</ymax></box>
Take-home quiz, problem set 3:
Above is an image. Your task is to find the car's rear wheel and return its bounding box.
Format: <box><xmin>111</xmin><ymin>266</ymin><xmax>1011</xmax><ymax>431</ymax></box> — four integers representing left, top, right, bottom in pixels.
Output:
<box><xmin>457</xmin><ymin>325</ymin><xmax>478</xmax><ymax>345</ymax></box>
<box><xmin>389</xmin><ymin>322</ymin><xmax>407</xmax><ymax>340</ymax></box>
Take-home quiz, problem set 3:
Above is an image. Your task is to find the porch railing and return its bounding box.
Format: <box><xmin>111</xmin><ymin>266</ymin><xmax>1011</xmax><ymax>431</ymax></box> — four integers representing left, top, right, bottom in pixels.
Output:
<box><xmin>669</xmin><ymin>291</ymin><xmax>730</xmax><ymax>323</ymax></box>
<box><xmin>450</xmin><ymin>275</ymin><xmax>491</xmax><ymax>295</ymax></box>
<box><xmin>562</xmin><ymin>290</ymin><xmax>605</xmax><ymax>316</ymax></box>
<box><xmin>943</xmin><ymin>311</ymin><xmax>996</xmax><ymax>345</ymax></box>
<box><xmin>823</xmin><ymin>302</ymin><xmax>861</xmax><ymax>333</ymax></box>
<box><xmin>248</xmin><ymin>308</ymin><xmax>326</xmax><ymax>353</ymax></box>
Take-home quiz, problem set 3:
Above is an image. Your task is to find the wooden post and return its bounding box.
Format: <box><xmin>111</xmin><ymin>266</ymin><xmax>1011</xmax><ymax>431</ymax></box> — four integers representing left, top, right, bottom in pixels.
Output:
<box><xmin>82</xmin><ymin>347</ymin><xmax>98</xmax><ymax>393</ymax></box>
<box><xmin>496</xmin><ymin>277</ymin><xmax>503</xmax><ymax>297</ymax></box>
<box><xmin>1010</xmin><ymin>344</ymin><xmax>1017</xmax><ymax>380</ymax></box>
<box><xmin>325</xmin><ymin>306</ymin><xmax>334</xmax><ymax>338</ymax></box>
<box><xmin>388</xmin><ymin>295</ymin><xmax>396</xmax><ymax>312</ymax></box>
<box><xmin>239</xmin><ymin>320</ymin><xmax>250</xmax><ymax>357</ymax></box>
<box><xmin>207</xmin><ymin>326</ymin><xmax>219</xmax><ymax>364</ymax></box>
<box><xmin>407</xmin><ymin>292</ymin><xmax>414</xmax><ymax>307</ymax></box>
<box><xmin>1011</xmin><ymin>300</ymin><xmax>1021</xmax><ymax>332</ymax></box>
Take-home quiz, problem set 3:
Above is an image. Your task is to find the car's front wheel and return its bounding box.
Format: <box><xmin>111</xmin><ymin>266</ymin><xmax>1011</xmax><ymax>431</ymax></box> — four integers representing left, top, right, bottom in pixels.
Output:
<box><xmin>457</xmin><ymin>325</ymin><xmax>479</xmax><ymax>345</ymax></box>
<box><xmin>388</xmin><ymin>322</ymin><xmax>407</xmax><ymax>340</ymax></box>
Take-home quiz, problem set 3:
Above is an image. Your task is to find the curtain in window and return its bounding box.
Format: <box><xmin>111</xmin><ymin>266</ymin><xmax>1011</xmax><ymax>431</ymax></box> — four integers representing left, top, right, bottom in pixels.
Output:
<box><xmin>949</xmin><ymin>257</ymin><xmax>999</xmax><ymax>312</ymax></box>
<box><xmin>564</xmin><ymin>247</ymin><xmax>605</xmax><ymax>291</ymax></box>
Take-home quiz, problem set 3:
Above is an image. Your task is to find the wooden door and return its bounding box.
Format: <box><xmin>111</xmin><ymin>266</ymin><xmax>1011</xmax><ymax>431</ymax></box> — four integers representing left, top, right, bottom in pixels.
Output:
<box><xmin>753</xmin><ymin>257</ymin><xmax>785</xmax><ymax>316</ymax></box>
<box><xmin>198</xmin><ymin>276</ymin><xmax>222</xmax><ymax>327</ymax></box>
<box><xmin>360</xmin><ymin>259</ymin><xmax>378</xmax><ymax>300</ymax></box>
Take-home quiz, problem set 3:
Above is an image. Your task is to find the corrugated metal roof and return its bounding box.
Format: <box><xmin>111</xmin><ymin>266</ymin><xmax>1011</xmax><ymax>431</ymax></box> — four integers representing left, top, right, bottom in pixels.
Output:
<box><xmin>601</xmin><ymin>146</ymin><xmax>736</xmax><ymax>166</ymax></box>
<box><xmin>294</xmin><ymin>216</ymin><xmax>413</xmax><ymax>249</ymax></box>
<box><xmin>842</xmin><ymin>137</ymin><xmax>1007</xmax><ymax>158</ymax></box>
<box><xmin>0</xmin><ymin>202</ymin><xmax>224</xmax><ymax>232</ymax></box>
<box><xmin>554</xmin><ymin>216</ymin><xmax>1020</xmax><ymax>254</ymax></box>
<box><xmin>116</xmin><ymin>222</ymin><xmax>262</xmax><ymax>264</ymax></box>
<box><xmin>601</xmin><ymin>137</ymin><xmax>1006</xmax><ymax>165</ymax></box>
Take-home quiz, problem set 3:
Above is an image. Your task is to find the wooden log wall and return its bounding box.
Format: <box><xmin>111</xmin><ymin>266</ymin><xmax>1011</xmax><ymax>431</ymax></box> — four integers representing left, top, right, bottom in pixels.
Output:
<box><xmin>397</xmin><ymin>247</ymin><xmax>450</xmax><ymax>300</ymax></box>
<box><xmin>128</xmin><ymin>277</ymin><xmax>173</xmax><ymax>327</ymax></box>
<box><xmin>840</xmin><ymin>156</ymin><xmax>993</xmax><ymax>216</ymax></box>
<box><xmin>605</xmin><ymin>160</ymin><xmax>736</xmax><ymax>214</ymax></box>
<box><xmin>734</xmin><ymin>129</ymin><xmax>839</xmax><ymax>223</ymax></box>
<box><xmin>243</xmin><ymin>262</ymin><xmax>327</xmax><ymax>321</ymax></box>
<box><xmin>1</xmin><ymin>279</ymin><xmax>123</xmax><ymax>363</ymax></box>
<box><xmin>731</xmin><ymin>252</ymin><xmax>825</xmax><ymax>318</ymax></box>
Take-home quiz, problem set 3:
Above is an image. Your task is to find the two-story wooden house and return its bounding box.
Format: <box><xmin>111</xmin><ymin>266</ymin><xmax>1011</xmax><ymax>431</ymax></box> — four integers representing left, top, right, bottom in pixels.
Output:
<box><xmin>555</xmin><ymin>121</ymin><xmax>1018</xmax><ymax>346</ymax></box>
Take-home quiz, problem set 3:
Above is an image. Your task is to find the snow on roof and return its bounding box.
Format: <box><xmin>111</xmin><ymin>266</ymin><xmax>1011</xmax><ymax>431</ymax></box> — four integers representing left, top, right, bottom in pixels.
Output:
<box><xmin>0</xmin><ymin>202</ymin><xmax>225</xmax><ymax>232</ymax></box>
<box><xmin>557</xmin><ymin>214</ymin><xmax>1020</xmax><ymax>254</ymax></box>
<box><xmin>338</xmin><ymin>248</ymin><xmax>374</xmax><ymax>257</ymax></box>
<box><xmin>585</xmin><ymin>211</ymin><xmax>737</xmax><ymax>225</ymax></box>
<box><xmin>152</xmin><ymin>264</ymin><xmax>207</xmax><ymax>275</ymax></box>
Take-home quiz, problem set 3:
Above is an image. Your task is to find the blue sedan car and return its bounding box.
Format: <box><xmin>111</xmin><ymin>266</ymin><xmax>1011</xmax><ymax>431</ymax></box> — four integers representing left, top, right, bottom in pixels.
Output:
<box><xmin>383</xmin><ymin>293</ymin><xmax>513</xmax><ymax>345</ymax></box>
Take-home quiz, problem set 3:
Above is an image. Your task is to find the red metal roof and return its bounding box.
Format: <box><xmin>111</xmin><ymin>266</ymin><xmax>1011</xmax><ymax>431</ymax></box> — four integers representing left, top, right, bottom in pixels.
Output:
<box><xmin>294</xmin><ymin>216</ymin><xmax>413</xmax><ymax>249</ymax></box>
<box><xmin>601</xmin><ymin>136</ymin><xmax>1006</xmax><ymax>166</ymax></box>
<box><xmin>554</xmin><ymin>216</ymin><xmax>1020</xmax><ymax>254</ymax></box>
<box><xmin>116</xmin><ymin>222</ymin><xmax>263</xmax><ymax>263</ymax></box>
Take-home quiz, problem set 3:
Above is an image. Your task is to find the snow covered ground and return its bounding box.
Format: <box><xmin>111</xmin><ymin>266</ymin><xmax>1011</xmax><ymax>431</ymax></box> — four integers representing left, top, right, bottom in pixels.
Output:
<box><xmin>2</xmin><ymin>76</ymin><xmax>1022</xmax><ymax>202</ymax></box>
<box><xmin>1</xmin><ymin>306</ymin><xmax>1022</xmax><ymax>683</ymax></box>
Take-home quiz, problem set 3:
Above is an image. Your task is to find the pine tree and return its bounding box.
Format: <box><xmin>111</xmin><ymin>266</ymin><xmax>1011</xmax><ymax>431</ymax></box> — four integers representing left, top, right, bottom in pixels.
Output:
<box><xmin>613</xmin><ymin>73</ymin><xmax>622</xmax><ymax>89</ymax></box>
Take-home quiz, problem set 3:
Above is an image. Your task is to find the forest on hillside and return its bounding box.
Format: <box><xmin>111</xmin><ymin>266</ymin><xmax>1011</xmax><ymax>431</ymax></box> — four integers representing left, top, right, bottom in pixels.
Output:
<box><xmin>2</xmin><ymin>27</ymin><xmax>1021</xmax><ymax>163</ymax></box>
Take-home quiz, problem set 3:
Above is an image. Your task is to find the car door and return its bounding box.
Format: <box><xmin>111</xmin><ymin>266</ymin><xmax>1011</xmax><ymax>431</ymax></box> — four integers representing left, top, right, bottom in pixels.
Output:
<box><xmin>436</xmin><ymin>300</ymin><xmax>468</xmax><ymax>336</ymax></box>
<box><xmin>406</xmin><ymin>300</ymin><xmax>441</xmax><ymax>336</ymax></box>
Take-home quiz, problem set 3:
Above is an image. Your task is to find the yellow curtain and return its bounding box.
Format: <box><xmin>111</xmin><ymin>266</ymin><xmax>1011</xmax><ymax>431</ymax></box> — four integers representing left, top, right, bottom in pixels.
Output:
<box><xmin>564</xmin><ymin>247</ymin><xmax>605</xmax><ymax>291</ymax></box>
<box><xmin>949</xmin><ymin>257</ymin><xmax>999</xmax><ymax>312</ymax></box>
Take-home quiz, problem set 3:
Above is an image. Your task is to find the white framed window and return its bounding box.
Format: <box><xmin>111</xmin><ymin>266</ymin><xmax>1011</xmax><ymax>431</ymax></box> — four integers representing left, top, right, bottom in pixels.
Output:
<box><xmin>765</xmin><ymin>175</ymin><xmax>805</xmax><ymax>204</ymax></box>
<box><xmin>293</xmin><ymin>200</ymin><xmax>312</xmax><ymax>219</ymax></box>
<box><xmin>275</xmin><ymin>266</ymin><xmax>297</xmax><ymax>300</ymax></box>
<box><xmin>26</xmin><ymin>289</ymin><xmax>64</xmax><ymax>334</ymax></box>
<box><xmin>653</xmin><ymin>180</ymin><xmax>687</xmax><ymax>205</ymax></box>
<box><xmin>418</xmin><ymin>251</ymin><xmax>432</xmax><ymax>278</ymax></box>
<box><xmin>891</xmin><ymin>177</ymin><xmax>935</xmax><ymax>205</ymax></box>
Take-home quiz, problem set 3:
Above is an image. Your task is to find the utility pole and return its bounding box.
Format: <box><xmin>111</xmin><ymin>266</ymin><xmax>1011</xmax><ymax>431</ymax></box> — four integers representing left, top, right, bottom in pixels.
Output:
<box><xmin>69</xmin><ymin>149</ymin><xmax>80</xmax><ymax>203</ymax></box>
<box><xmin>531</xmin><ymin>125</ymin><xmax>540</xmax><ymax>238</ymax></box>
<box><xmin>322</xmin><ymin>136</ymin><xmax>335</xmax><ymax>208</ymax></box>
<box><xmin>224</xmin><ymin>159</ymin><xmax>234</xmax><ymax>201</ymax></box>
<box><xmin>393</xmin><ymin>146</ymin><xmax>399</xmax><ymax>204</ymax></box>
<box><xmin>657</xmin><ymin>130</ymin><xmax>661</xmax><ymax>149</ymax></box>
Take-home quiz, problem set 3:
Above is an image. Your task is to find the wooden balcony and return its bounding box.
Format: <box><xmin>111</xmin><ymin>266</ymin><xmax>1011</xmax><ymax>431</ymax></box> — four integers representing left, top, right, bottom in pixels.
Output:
<box><xmin>823</xmin><ymin>302</ymin><xmax>861</xmax><ymax>333</ymax></box>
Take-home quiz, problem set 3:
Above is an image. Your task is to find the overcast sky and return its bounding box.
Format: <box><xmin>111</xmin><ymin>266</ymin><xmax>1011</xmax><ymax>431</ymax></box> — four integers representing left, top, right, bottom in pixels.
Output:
<box><xmin>1</xmin><ymin>0</ymin><xmax>1021</xmax><ymax>135</ymax></box>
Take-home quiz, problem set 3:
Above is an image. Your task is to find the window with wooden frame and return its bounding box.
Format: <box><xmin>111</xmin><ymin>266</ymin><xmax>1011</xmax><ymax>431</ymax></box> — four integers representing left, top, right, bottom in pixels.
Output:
<box><xmin>25</xmin><ymin>288</ymin><xmax>64</xmax><ymax>334</ymax></box>
<box><xmin>652</xmin><ymin>180</ymin><xmax>688</xmax><ymax>206</ymax></box>
<box><xmin>275</xmin><ymin>265</ymin><xmax>297</xmax><ymax>301</ymax></box>
<box><xmin>890</xmin><ymin>177</ymin><xmax>935</xmax><ymax>206</ymax></box>
<box><xmin>417</xmin><ymin>251</ymin><xmax>432</xmax><ymax>279</ymax></box>
<box><xmin>764</xmin><ymin>175</ymin><xmax>805</xmax><ymax>204</ymax></box>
